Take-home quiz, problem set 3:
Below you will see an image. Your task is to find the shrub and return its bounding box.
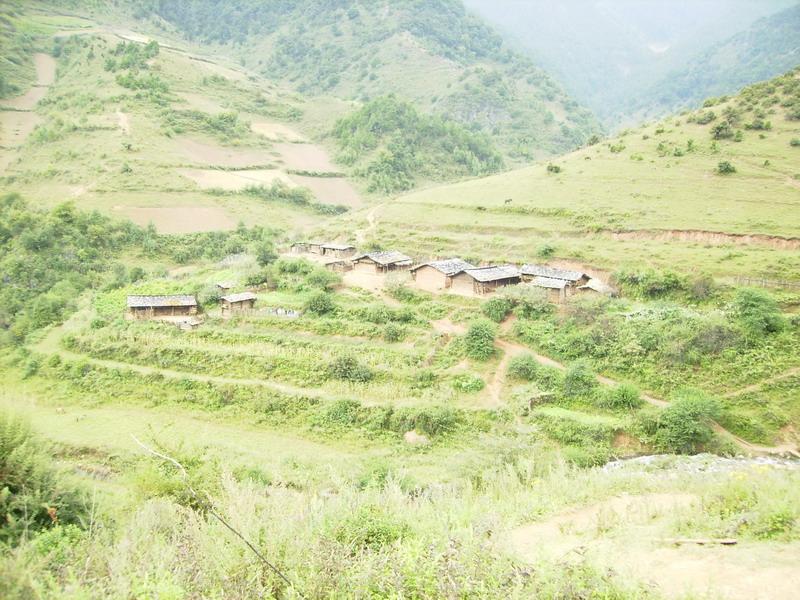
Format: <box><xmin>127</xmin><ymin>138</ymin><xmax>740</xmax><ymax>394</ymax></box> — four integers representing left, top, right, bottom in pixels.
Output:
<box><xmin>411</xmin><ymin>369</ymin><xmax>436</xmax><ymax>389</ymax></box>
<box><xmin>790</xmin><ymin>138</ymin><xmax>800</xmax><ymax>147</ymax></box>
<box><xmin>508</xmin><ymin>354</ymin><xmax>539</xmax><ymax>381</ymax></box>
<box><xmin>328</xmin><ymin>355</ymin><xmax>373</xmax><ymax>383</ymax></box>
<box><xmin>717</xmin><ymin>161</ymin><xmax>736</xmax><ymax>175</ymax></box>
<box><xmin>304</xmin><ymin>291</ymin><xmax>335</xmax><ymax>315</ymax></box>
<box><xmin>332</xmin><ymin>505</ymin><xmax>409</xmax><ymax>551</ymax></box>
<box><xmin>600</xmin><ymin>383</ymin><xmax>643</xmax><ymax>410</ymax></box>
<box><xmin>536</xmin><ymin>243</ymin><xmax>556</xmax><ymax>259</ymax></box>
<box><xmin>636</xmin><ymin>390</ymin><xmax>720</xmax><ymax>454</ymax></box>
<box><xmin>383</xmin><ymin>323</ymin><xmax>404</xmax><ymax>342</ymax></box>
<box><xmin>451</xmin><ymin>373</ymin><xmax>485</xmax><ymax>393</ymax></box>
<box><xmin>546</xmin><ymin>163</ymin><xmax>561</xmax><ymax>174</ymax></box>
<box><xmin>563</xmin><ymin>360</ymin><xmax>597</xmax><ymax>398</ymax></box>
<box><xmin>0</xmin><ymin>410</ymin><xmax>86</xmax><ymax>545</ymax></box>
<box><xmin>464</xmin><ymin>319</ymin><xmax>496</xmax><ymax>360</ymax></box>
<box><xmin>731</xmin><ymin>288</ymin><xmax>785</xmax><ymax>337</ymax></box>
<box><xmin>711</xmin><ymin>121</ymin><xmax>733</xmax><ymax>139</ymax></box>
<box><xmin>500</xmin><ymin>285</ymin><xmax>552</xmax><ymax>319</ymax></box>
<box><xmin>481</xmin><ymin>297</ymin><xmax>513</xmax><ymax>323</ymax></box>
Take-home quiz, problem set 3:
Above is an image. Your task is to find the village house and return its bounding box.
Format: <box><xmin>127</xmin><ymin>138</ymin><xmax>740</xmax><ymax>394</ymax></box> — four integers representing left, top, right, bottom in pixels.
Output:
<box><xmin>577</xmin><ymin>278</ymin><xmax>617</xmax><ymax>297</ymax></box>
<box><xmin>220</xmin><ymin>291</ymin><xmax>257</xmax><ymax>317</ymax></box>
<box><xmin>290</xmin><ymin>242</ymin><xmax>309</xmax><ymax>254</ymax></box>
<box><xmin>521</xmin><ymin>264</ymin><xmax>589</xmax><ymax>299</ymax></box>
<box><xmin>410</xmin><ymin>258</ymin><xmax>475</xmax><ymax>292</ymax></box>
<box><xmin>126</xmin><ymin>295</ymin><xmax>198</xmax><ymax>320</ymax></box>
<box><xmin>450</xmin><ymin>265</ymin><xmax>520</xmax><ymax>295</ymax></box>
<box><xmin>216</xmin><ymin>281</ymin><xmax>234</xmax><ymax>293</ymax></box>
<box><xmin>528</xmin><ymin>277</ymin><xmax>569</xmax><ymax>303</ymax></box>
<box><xmin>320</xmin><ymin>243</ymin><xmax>356</xmax><ymax>259</ymax></box>
<box><xmin>351</xmin><ymin>250</ymin><xmax>413</xmax><ymax>274</ymax></box>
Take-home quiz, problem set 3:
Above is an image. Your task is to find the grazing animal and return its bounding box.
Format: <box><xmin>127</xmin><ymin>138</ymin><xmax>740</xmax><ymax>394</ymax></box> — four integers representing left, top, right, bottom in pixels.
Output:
<box><xmin>504</xmin><ymin>198</ymin><xmax>513</xmax><ymax>204</ymax></box>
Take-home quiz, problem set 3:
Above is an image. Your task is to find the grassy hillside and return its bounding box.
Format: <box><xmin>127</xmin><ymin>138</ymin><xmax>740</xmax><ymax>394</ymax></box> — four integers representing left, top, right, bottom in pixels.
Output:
<box><xmin>122</xmin><ymin>0</ymin><xmax>601</xmax><ymax>162</ymax></box>
<box><xmin>359</xmin><ymin>68</ymin><xmax>800</xmax><ymax>281</ymax></box>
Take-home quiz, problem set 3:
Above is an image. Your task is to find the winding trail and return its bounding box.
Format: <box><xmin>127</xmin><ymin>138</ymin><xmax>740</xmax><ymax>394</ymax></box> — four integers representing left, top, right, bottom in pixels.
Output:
<box><xmin>722</xmin><ymin>366</ymin><xmax>800</xmax><ymax>398</ymax></box>
<box><xmin>432</xmin><ymin>315</ymin><xmax>797</xmax><ymax>457</ymax></box>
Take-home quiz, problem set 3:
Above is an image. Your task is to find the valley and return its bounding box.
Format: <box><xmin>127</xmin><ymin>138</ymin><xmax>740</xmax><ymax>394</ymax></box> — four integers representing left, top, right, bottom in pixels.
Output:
<box><xmin>0</xmin><ymin>2</ymin><xmax>798</xmax><ymax>599</ymax></box>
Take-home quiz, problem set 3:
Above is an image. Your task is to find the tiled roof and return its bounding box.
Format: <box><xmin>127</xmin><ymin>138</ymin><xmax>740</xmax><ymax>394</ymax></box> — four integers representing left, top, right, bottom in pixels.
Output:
<box><xmin>127</xmin><ymin>295</ymin><xmax>197</xmax><ymax>308</ymax></box>
<box><xmin>530</xmin><ymin>276</ymin><xmax>568</xmax><ymax>289</ymax></box>
<box><xmin>463</xmin><ymin>265</ymin><xmax>520</xmax><ymax>283</ymax></box>
<box><xmin>221</xmin><ymin>292</ymin><xmax>257</xmax><ymax>303</ymax></box>
<box><xmin>321</xmin><ymin>243</ymin><xmax>355</xmax><ymax>251</ymax></box>
<box><xmin>412</xmin><ymin>258</ymin><xmax>474</xmax><ymax>275</ymax></box>
<box><xmin>521</xmin><ymin>264</ymin><xmax>586</xmax><ymax>282</ymax></box>
<box><xmin>353</xmin><ymin>250</ymin><xmax>413</xmax><ymax>266</ymax></box>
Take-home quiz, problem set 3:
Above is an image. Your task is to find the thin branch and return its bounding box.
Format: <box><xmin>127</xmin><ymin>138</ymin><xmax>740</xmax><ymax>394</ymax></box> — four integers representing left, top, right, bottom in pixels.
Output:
<box><xmin>131</xmin><ymin>434</ymin><xmax>305</xmax><ymax>599</ymax></box>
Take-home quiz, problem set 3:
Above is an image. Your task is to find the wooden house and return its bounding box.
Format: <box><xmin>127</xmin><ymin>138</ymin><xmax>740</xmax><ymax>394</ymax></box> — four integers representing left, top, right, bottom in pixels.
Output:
<box><xmin>324</xmin><ymin>259</ymin><xmax>353</xmax><ymax>273</ymax></box>
<box><xmin>216</xmin><ymin>282</ymin><xmax>234</xmax><ymax>293</ymax></box>
<box><xmin>320</xmin><ymin>243</ymin><xmax>356</xmax><ymax>259</ymax></box>
<box><xmin>290</xmin><ymin>242</ymin><xmax>309</xmax><ymax>254</ymax></box>
<box><xmin>351</xmin><ymin>251</ymin><xmax>413</xmax><ymax>274</ymax></box>
<box><xmin>126</xmin><ymin>295</ymin><xmax>198</xmax><ymax>320</ymax></box>
<box><xmin>450</xmin><ymin>265</ymin><xmax>520</xmax><ymax>295</ymax></box>
<box><xmin>220</xmin><ymin>291</ymin><xmax>257</xmax><ymax>317</ymax></box>
<box><xmin>528</xmin><ymin>276</ymin><xmax>569</xmax><ymax>303</ymax></box>
<box><xmin>410</xmin><ymin>258</ymin><xmax>474</xmax><ymax>292</ymax></box>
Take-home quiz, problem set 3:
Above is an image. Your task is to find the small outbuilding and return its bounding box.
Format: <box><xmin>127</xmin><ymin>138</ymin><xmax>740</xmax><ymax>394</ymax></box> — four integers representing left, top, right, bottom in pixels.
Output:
<box><xmin>216</xmin><ymin>281</ymin><xmax>234</xmax><ymax>292</ymax></box>
<box><xmin>520</xmin><ymin>264</ymin><xmax>589</xmax><ymax>287</ymax></box>
<box><xmin>351</xmin><ymin>250</ymin><xmax>413</xmax><ymax>274</ymax></box>
<box><xmin>320</xmin><ymin>243</ymin><xmax>356</xmax><ymax>259</ymax></box>
<box><xmin>221</xmin><ymin>291</ymin><xmax>257</xmax><ymax>317</ymax></box>
<box><xmin>290</xmin><ymin>242</ymin><xmax>309</xmax><ymax>254</ymax></box>
<box><xmin>450</xmin><ymin>265</ymin><xmax>520</xmax><ymax>295</ymax></box>
<box><xmin>410</xmin><ymin>258</ymin><xmax>475</xmax><ymax>292</ymax></box>
<box><xmin>577</xmin><ymin>278</ymin><xmax>617</xmax><ymax>297</ymax></box>
<box><xmin>528</xmin><ymin>276</ymin><xmax>569</xmax><ymax>303</ymax></box>
<box><xmin>126</xmin><ymin>295</ymin><xmax>198</xmax><ymax>320</ymax></box>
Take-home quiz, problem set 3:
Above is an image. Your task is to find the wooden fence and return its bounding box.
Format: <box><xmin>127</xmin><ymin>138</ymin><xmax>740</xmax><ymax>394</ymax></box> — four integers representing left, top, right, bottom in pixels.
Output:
<box><xmin>736</xmin><ymin>277</ymin><xmax>800</xmax><ymax>290</ymax></box>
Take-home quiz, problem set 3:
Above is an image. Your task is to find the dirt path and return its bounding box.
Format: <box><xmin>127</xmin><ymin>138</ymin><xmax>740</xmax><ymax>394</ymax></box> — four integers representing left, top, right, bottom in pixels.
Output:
<box><xmin>116</xmin><ymin>109</ymin><xmax>130</xmax><ymax>135</ymax></box>
<box><xmin>354</xmin><ymin>204</ymin><xmax>381</xmax><ymax>245</ymax></box>
<box><xmin>722</xmin><ymin>366</ymin><xmax>800</xmax><ymax>398</ymax></box>
<box><xmin>510</xmin><ymin>492</ymin><xmax>800</xmax><ymax>600</ymax></box>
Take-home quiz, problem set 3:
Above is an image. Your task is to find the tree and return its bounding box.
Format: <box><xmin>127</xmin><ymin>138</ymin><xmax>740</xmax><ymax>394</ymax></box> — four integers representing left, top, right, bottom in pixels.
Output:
<box><xmin>304</xmin><ymin>291</ymin><xmax>335</xmax><ymax>315</ymax></box>
<box><xmin>563</xmin><ymin>360</ymin><xmax>597</xmax><ymax>398</ymax></box>
<box><xmin>637</xmin><ymin>391</ymin><xmax>720</xmax><ymax>454</ymax></box>
<box><xmin>717</xmin><ymin>161</ymin><xmax>736</xmax><ymax>174</ymax></box>
<box><xmin>464</xmin><ymin>319</ymin><xmax>496</xmax><ymax>360</ymax></box>
<box><xmin>255</xmin><ymin>239</ymin><xmax>278</xmax><ymax>266</ymax></box>
<box><xmin>731</xmin><ymin>288</ymin><xmax>785</xmax><ymax>337</ymax></box>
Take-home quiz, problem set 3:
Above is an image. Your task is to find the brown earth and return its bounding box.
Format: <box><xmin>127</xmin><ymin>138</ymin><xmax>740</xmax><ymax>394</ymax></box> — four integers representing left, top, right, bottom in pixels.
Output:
<box><xmin>251</xmin><ymin>121</ymin><xmax>307</xmax><ymax>142</ymax></box>
<box><xmin>116</xmin><ymin>110</ymin><xmax>130</xmax><ymax>135</ymax></box>
<box><xmin>175</xmin><ymin>138</ymin><xmax>274</xmax><ymax>167</ymax></box>
<box><xmin>177</xmin><ymin>168</ymin><xmax>295</xmax><ymax>191</ymax></box>
<box><xmin>289</xmin><ymin>174</ymin><xmax>362</xmax><ymax>208</ymax></box>
<box><xmin>509</xmin><ymin>493</ymin><xmax>800</xmax><ymax>599</ymax></box>
<box><xmin>272</xmin><ymin>142</ymin><xmax>337</xmax><ymax>172</ymax></box>
<box><xmin>609</xmin><ymin>229</ymin><xmax>800</xmax><ymax>250</ymax></box>
<box><xmin>113</xmin><ymin>206</ymin><xmax>236</xmax><ymax>233</ymax></box>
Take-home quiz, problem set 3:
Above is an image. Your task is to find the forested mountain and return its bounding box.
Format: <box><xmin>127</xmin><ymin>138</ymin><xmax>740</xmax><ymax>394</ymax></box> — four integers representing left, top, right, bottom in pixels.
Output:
<box><xmin>627</xmin><ymin>4</ymin><xmax>800</xmax><ymax>123</ymax></box>
<box><xmin>465</xmin><ymin>0</ymin><xmax>797</xmax><ymax>127</ymax></box>
<box><xmin>123</xmin><ymin>0</ymin><xmax>600</xmax><ymax>162</ymax></box>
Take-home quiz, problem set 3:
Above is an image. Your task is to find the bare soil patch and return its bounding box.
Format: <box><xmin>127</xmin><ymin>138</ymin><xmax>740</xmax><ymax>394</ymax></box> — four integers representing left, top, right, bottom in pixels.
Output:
<box><xmin>289</xmin><ymin>175</ymin><xmax>362</xmax><ymax>208</ymax></box>
<box><xmin>178</xmin><ymin>168</ymin><xmax>295</xmax><ymax>191</ymax></box>
<box><xmin>0</xmin><ymin>110</ymin><xmax>41</xmax><ymax>149</ymax></box>
<box><xmin>510</xmin><ymin>492</ymin><xmax>800</xmax><ymax>599</ymax></box>
<box><xmin>610</xmin><ymin>229</ymin><xmax>800</xmax><ymax>250</ymax></box>
<box><xmin>176</xmin><ymin>137</ymin><xmax>273</xmax><ymax>167</ymax></box>
<box><xmin>114</xmin><ymin>206</ymin><xmax>236</xmax><ymax>233</ymax></box>
<box><xmin>272</xmin><ymin>142</ymin><xmax>337</xmax><ymax>172</ymax></box>
<box><xmin>116</xmin><ymin>110</ymin><xmax>130</xmax><ymax>135</ymax></box>
<box><xmin>251</xmin><ymin>121</ymin><xmax>306</xmax><ymax>142</ymax></box>
<box><xmin>176</xmin><ymin>92</ymin><xmax>227</xmax><ymax>115</ymax></box>
<box><xmin>34</xmin><ymin>53</ymin><xmax>57</xmax><ymax>86</ymax></box>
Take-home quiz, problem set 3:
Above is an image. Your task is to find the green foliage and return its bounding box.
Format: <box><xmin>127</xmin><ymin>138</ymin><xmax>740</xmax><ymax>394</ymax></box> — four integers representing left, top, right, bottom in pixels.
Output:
<box><xmin>332</xmin><ymin>505</ymin><xmax>409</xmax><ymax>551</ymax></box>
<box><xmin>717</xmin><ymin>160</ymin><xmax>736</xmax><ymax>174</ymax></box>
<box><xmin>546</xmin><ymin>163</ymin><xmax>562</xmax><ymax>174</ymax></box>
<box><xmin>333</xmin><ymin>96</ymin><xmax>503</xmax><ymax>193</ymax></box>
<box><xmin>500</xmin><ymin>285</ymin><xmax>552</xmax><ymax>319</ymax></box>
<box><xmin>0</xmin><ymin>410</ymin><xmax>86</xmax><ymax>545</ymax></box>
<box><xmin>328</xmin><ymin>355</ymin><xmax>373</xmax><ymax>383</ymax></box>
<box><xmin>254</xmin><ymin>239</ymin><xmax>277</xmax><ymax>267</ymax></box>
<box><xmin>507</xmin><ymin>354</ymin><xmax>539</xmax><ymax>381</ymax></box>
<box><xmin>451</xmin><ymin>373</ymin><xmax>485</xmax><ymax>393</ymax></box>
<box><xmin>464</xmin><ymin>319</ymin><xmax>496</xmax><ymax>360</ymax></box>
<box><xmin>730</xmin><ymin>288</ymin><xmax>786</xmax><ymax>337</ymax></box>
<box><xmin>563</xmin><ymin>360</ymin><xmax>597</xmax><ymax>398</ymax></box>
<box><xmin>615</xmin><ymin>268</ymin><xmax>687</xmax><ymax>298</ymax></box>
<box><xmin>304</xmin><ymin>291</ymin><xmax>335</xmax><ymax>315</ymax></box>
<box><xmin>636</xmin><ymin>390</ymin><xmax>721</xmax><ymax>454</ymax></box>
<box><xmin>383</xmin><ymin>323</ymin><xmax>404</xmax><ymax>342</ymax></box>
<box><xmin>600</xmin><ymin>383</ymin><xmax>643</xmax><ymax>410</ymax></box>
<box><xmin>243</xmin><ymin>182</ymin><xmax>347</xmax><ymax>216</ymax></box>
<box><xmin>481</xmin><ymin>297</ymin><xmax>513</xmax><ymax>323</ymax></box>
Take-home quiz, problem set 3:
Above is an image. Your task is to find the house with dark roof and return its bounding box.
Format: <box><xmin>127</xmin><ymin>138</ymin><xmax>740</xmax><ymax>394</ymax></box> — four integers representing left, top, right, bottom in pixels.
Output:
<box><xmin>410</xmin><ymin>258</ymin><xmax>475</xmax><ymax>292</ymax></box>
<box><xmin>351</xmin><ymin>250</ymin><xmax>413</xmax><ymax>274</ymax></box>
<box><xmin>450</xmin><ymin>265</ymin><xmax>520</xmax><ymax>295</ymax></box>
<box><xmin>221</xmin><ymin>291</ymin><xmax>257</xmax><ymax>317</ymax></box>
<box><xmin>126</xmin><ymin>295</ymin><xmax>198</xmax><ymax>319</ymax></box>
<box><xmin>528</xmin><ymin>276</ymin><xmax>570</xmax><ymax>302</ymax></box>
<box><xmin>520</xmin><ymin>264</ymin><xmax>589</xmax><ymax>285</ymax></box>
<box><xmin>320</xmin><ymin>243</ymin><xmax>356</xmax><ymax>259</ymax></box>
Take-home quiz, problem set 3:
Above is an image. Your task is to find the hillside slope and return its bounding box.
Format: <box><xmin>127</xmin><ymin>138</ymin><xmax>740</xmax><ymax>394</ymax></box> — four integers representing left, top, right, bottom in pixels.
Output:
<box><xmin>345</xmin><ymin>69</ymin><xmax>800</xmax><ymax>281</ymax></box>
<box><xmin>122</xmin><ymin>0</ymin><xmax>600</xmax><ymax>162</ymax></box>
<box><xmin>626</xmin><ymin>4</ymin><xmax>800</xmax><ymax>124</ymax></box>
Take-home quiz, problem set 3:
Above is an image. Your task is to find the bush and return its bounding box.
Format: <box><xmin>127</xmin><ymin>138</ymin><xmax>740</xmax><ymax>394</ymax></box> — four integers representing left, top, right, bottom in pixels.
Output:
<box><xmin>332</xmin><ymin>505</ymin><xmax>409</xmax><ymax>551</ymax></box>
<box><xmin>717</xmin><ymin>161</ymin><xmax>736</xmax><ymax>175</ymax></box>
<box><xmin>304</xmin><ymin>291</ymin><xmax>335</xmax><ymax>315</ymax></box>
<box><xmin>0</xmin><ymin>410</ymin><xmax>86</xmax><ymax>545</ymax></box>
<box><xmin>563</xmin><ymin>360</ymin><xmax>597</xmax><ymax>398</ymax></box>
<box><xmin>451</xmin><ymin>373</ymin><xmax>485</xmax><ymax>393</ymax></box>
<box><xmin>731</xmin><ymin>288</ymin><xmax>785</xmax><ymax>337</ymax></box>
<box><xmin>383</xmin><ymin>323</ymin><xmax>405</xmax><ymax>342</ymax></box>
<box><xmin>464</xmin><ymin>319</ymin><xmax>496</xmax><ymax>360</ymax></box>
<box><xmin>507</xmin><ymin>354</ymin><xmax>539</xmax><ymax>381</ymax></box>
<box><xmin>481</xmin><ymin>297</ymin><xmax>513</xmax><ymax>323</ymax></box>
<box><xmin>600</xmin><ymin>383</ymin><xmax>643</xmax><ymax>410</ymax></box>
<box><xmin>636</xmin><ymin>391</ymin><xmax>721</xmax><ymax>454</ymax></box>
<box><xmin>328</xmin><ymin>355</ymin><xmax>373</xmax><ymax>383</ymax></box>
<box><xmin>546</xmin><ymin>163</ymin><xmax>561</xmax><ymax>174</ymax></box>
<box><xmin>500</xmin><ymin>285</ymin><xmax>552</xmax><ymax>319</ymax></box>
